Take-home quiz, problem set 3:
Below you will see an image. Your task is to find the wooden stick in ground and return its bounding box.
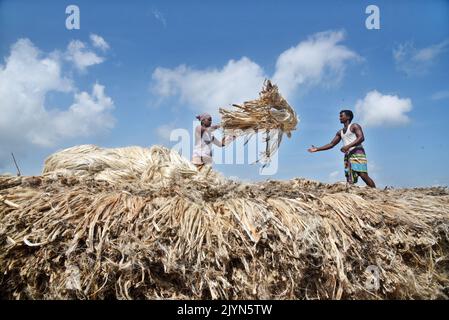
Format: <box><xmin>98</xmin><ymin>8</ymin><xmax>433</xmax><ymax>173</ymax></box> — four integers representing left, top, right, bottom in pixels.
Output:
<box><xmin>11</xmin><ymin>153</ymin><xmax>21</xmax><ymax>176</ymax></box>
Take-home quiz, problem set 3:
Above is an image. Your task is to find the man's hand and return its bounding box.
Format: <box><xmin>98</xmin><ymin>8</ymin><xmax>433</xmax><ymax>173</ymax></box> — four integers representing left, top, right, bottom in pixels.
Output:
<box><xmin>223</xmin><ymin>135</ymin><xmax>236</xmax><ymax>145</ymax></box>
<box><xmin>308</xmin><ymin>145</ymin><xmax>318</xmax><ymax>153</ymax></box>
<box><xmin>340</xmin><ymin>146</ymin><xmax>350</xmax><ymax>154</ymax></box>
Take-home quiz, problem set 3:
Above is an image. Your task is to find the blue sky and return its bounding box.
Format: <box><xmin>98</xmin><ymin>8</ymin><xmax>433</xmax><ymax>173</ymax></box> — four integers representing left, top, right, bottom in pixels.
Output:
<box><xmin>1</xmin><ymin>0</ymin><xmax>448</xmax><ymax>187</ymax></box>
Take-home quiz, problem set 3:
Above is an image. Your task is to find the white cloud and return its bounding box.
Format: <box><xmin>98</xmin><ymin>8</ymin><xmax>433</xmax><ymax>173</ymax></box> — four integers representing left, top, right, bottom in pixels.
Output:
<box><xmin>90</xmin><ymin>34</ymin><xmax>110</xmax><ymax>51</ymax></box>
<box><xmin>328</xmin><ymin>170</ymin><xmax>341</xmax><ymax>183</ymax></box>
<box><xmin>355</xmin><ymin>90</ymin><xmax>412</xmax><ymax>127</ymax></box>
<box><xmin>273</xmin><ymin>30</ymin><xmax>359</xmax><ymax>98</ymax></box>
<box><xmin>414</xmin><ymin>40</ymin><xmax>449</xmax><ymax>61</ymax></box>
<box><xmin>329</xmin><ymin>170</ymin><xmax>339</xmax><ymax>178</ymax></box>
<box><xmin>150</xmin><ymin>30</ymin><xmax>359</xmax><ymax>116</ymax></box>
<box><xmin>155</xmin><ymin>122</ymin><xmax>177</xmax><ymax>141</ymax></box>
<box><xmin>152</xmin><ymin>9</ymin><xmax>167</xmax><ymax>28</ymax></box>
<box><xmin>52</xmin><ymin>83</ymin><xmax>115</xmax><ymax>140</ymax></box>
<box><xmin>66</xmin><ymin>40</ymin><xmax>104</xmax><ymax>71</ymax></box>
<box><xmin>0</xmin><ymin>38</ymin><xmax>115</xmax><ymax>168</ymax></box>
<box><xmin>151</xmin><ymin>57</ymin><xmax>266</xmax><ymax>117</ymax></box>
<box><xmin>431</xmin><ymin>90</ymin><xmax>449</xmax><ymax>101</ymax></box>
<box><xmin>393</xmin><ymin>39</ymin><xmax>449</xmax><ymax>75</ymax></box>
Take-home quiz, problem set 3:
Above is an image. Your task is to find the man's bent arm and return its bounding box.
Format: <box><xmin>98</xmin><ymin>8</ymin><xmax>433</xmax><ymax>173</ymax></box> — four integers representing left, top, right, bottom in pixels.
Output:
<box><xmin>344</xmin><ymin>124</ymin><xmax>365</xmax><ymax>150</ymax></box>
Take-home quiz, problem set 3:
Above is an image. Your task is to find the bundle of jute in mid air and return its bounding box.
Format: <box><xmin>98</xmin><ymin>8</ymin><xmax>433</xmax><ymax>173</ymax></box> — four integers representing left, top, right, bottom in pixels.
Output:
<box><xmin>219</xmin><ymin>80</ymin><xmax>299</xmax><ymax>164</ymax></box>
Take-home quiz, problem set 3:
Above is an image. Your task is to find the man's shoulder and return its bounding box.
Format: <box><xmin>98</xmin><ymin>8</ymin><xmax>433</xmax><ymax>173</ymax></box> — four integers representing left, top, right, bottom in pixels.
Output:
<box><xmin>351</xmin><ymin>123</ymin><xmax>362</xmax><ymax>130</ymax></box>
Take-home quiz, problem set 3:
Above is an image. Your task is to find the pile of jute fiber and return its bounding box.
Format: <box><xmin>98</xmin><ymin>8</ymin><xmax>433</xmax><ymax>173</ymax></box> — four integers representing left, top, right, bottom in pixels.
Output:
<box><xmin>0</xmin><ymin>145</ymin><xmax>448</xmax><ymax>299</ymax></box>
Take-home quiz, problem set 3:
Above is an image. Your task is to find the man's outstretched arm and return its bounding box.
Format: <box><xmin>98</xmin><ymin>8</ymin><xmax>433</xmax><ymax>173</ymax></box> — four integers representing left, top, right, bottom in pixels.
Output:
<box><xmin>308</xmin><ymin>133</ymin><xmax>341</xmax><ymax>153</ymax></box>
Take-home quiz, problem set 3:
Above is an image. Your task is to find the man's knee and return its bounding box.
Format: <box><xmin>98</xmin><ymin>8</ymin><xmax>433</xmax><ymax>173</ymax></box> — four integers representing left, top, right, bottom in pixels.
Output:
<box><xmin>358</xmin><ymin>172</ymin><xmax>368</xmax><ymax>179</ymax></box>
<box><xmin>359</xmin><ymin>172</ymin><xmax>376</xmax><ymax>187</ymax></box>
<box><xmin>359</xmin><ymin>172</ymin><xmax>373</xmax><ymax>182</ymax></box>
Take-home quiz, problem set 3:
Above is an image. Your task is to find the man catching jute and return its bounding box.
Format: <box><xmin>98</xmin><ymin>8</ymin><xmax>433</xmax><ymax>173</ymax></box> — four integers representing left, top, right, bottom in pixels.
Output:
<box><xmin>308</xmin><ymin>110</ymin><xmax>376</xmax><ymax>188</ymax></box>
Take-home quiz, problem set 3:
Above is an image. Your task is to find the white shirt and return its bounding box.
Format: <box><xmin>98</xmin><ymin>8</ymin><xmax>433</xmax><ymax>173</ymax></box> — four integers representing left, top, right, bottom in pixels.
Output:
<box><xmin>340</xmin><ymin>123</ymin><xmax>362</xmax><ymax>152</ymax></box>
<box><xmin>192</xmin><ymin>128</ymin><xmax>214</xmax><ymax>161</ymax></box>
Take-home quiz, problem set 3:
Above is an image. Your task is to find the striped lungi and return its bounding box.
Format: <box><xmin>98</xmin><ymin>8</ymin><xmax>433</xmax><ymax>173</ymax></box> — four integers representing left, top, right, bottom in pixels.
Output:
<box><xmin>344</xmin><ymin>146</ymin><xmax>368</xmax><ymax>184</ymax></box>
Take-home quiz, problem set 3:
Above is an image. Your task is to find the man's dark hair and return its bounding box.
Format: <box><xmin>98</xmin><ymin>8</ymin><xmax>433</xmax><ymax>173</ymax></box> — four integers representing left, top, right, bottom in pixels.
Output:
<box><xmin>340</xmin><ymin>110</ymin><xmax>354</xmax><ymax>122</ymax></box>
